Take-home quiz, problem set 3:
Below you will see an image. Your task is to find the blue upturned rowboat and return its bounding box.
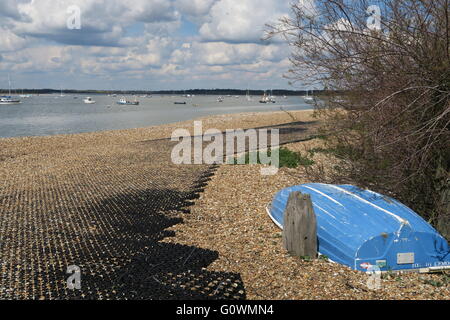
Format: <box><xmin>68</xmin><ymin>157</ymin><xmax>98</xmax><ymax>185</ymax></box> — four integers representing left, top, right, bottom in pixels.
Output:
<box><xmin>267</xmin><ymin>183</ymin><xmax>450</xmax><ymax>272</ymax></box>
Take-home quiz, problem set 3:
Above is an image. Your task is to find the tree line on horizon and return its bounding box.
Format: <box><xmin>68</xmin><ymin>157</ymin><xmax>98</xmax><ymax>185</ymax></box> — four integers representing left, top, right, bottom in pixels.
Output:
<box><xmin>0</xmin><ymin>88</ymin><xmax>325</xmax><ymax>96</ymax></box>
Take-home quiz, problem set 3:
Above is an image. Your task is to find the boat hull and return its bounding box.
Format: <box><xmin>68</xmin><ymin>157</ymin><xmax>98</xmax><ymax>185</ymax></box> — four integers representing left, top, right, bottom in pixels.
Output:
<box><xmin>117</xmin><ymin>101</ymin><xmax>139</xmax><ymax>105</ymax></box>
<box><xmin>0</xmin><ymin>101</ymin><xmax>21</xmax><ymax>105</ymax></box>
<box><xmin>268</xmin><ymin>183</ymin><xmax>450</xmax><ymax>272</ymax></box>
<box><xmin>0</xmin><ymin>96</ymin><xmax>21</xmax><ymax>104</ymax></box>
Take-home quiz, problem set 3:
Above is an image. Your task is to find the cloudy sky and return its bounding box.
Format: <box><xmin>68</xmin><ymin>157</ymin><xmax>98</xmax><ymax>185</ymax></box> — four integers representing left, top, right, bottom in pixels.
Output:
<box><xmin>0</xmin><ymin>0</ymin><xmax>310</xmax><ymax>91</ymax></box>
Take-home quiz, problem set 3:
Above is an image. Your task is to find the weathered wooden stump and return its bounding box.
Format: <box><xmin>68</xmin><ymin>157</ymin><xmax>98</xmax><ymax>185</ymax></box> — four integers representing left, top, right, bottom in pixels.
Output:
<box><xmin>283</xmin><ymin>191</ymin><xmax>317</xmax><ymax>258</ymax></box>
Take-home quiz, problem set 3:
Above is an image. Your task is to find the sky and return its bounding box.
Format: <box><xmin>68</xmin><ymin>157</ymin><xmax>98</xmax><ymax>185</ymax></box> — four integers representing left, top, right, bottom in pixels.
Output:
<box><xmin>0</xmin><ymin>0</ymin><xmax>313</xmax><ymax>91</ymax></box>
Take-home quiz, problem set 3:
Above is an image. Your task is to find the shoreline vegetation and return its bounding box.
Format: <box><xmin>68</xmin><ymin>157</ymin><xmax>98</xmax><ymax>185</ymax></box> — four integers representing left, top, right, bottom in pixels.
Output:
<box><xmin>268</xmin><ymin>0</ymin><xmax>450</xmax><ymax>242</ymax></box>
<box><xmin>1</xmin><ymin>109</ymin><xmax>449</xmax><ymax>299</ymax></box>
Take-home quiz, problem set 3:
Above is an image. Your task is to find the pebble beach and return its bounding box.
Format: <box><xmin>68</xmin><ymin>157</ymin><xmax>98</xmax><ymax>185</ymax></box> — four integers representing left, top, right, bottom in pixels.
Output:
<box><xmin>0</xmin><ymin>109</ymin><xmax>448</xmax><ymax>300</ymax></box>
<box><xmin>166</xmin><ymin>142</ymin><xmax>450</xmax><ymax>300</ymax></box>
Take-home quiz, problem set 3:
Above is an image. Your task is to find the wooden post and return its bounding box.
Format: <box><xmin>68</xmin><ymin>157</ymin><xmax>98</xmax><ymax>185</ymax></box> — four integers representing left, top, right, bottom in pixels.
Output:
<box><xmin>283</xmin><ymin>191</ymin><xmax>317</xmax><ymax>258</ymax></box>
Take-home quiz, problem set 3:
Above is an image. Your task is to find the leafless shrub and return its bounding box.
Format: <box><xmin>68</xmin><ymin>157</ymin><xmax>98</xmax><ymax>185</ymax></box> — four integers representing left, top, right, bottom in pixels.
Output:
<box><xmin>268</xmin><ymin>0</ymin><xmax>450</xmax><ymax>238</ymax></box>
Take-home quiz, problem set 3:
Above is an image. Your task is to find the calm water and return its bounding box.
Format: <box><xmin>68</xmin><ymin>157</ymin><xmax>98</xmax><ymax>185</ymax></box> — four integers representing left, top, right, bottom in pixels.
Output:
<box><xmin>0</xmin><ymin>94</ymin><xmax>313</xmax><ymax>138</ymax></box>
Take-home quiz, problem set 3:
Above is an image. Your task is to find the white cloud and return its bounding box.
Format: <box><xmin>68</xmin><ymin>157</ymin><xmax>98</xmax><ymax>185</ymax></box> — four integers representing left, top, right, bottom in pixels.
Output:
<box><xmin>8</xmin><ymin>0</ymin><xmax>181</xmax><ymax>46</ymax></box>
<box><xmin>0</xmin><ymin>0</ymin><xmax>29</xmax><ymax>20</ymax></box>
<box><xmin>175</xmin><ymin>0</ymin><xmax>217</xmax><ymax>17</ymax></box>
<box><xmin>170</xmin><ymin>41</ymin><xmax>287</xmax><ymax>67</ymax></box>
<box><xmin>0</xmin><ymin>0</ymin><xmax>301</xmax><ymax>89</ymax></box>
<box><xmin>199</xmin><ymin>0</ymin><xmax>292</xmax><ymax>43</ymax></box>
<box><xmin>0</xmin><ymin>27</ymin><xmax>28</xmax><ymax>52</ymax></box>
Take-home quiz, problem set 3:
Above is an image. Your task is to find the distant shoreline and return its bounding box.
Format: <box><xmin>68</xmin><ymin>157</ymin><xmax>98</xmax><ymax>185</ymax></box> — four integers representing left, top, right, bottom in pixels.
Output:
<box><xmin>0</xmin><ymin>89</ymin><xmax>323</xmax><ymax>96</ymax></box>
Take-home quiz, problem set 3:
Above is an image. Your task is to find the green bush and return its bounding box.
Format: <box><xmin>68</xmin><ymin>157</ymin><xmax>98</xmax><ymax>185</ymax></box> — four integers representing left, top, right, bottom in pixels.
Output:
<box><xmin>230</xmin><ymin>147</ymin><xmax>314</xmax><ymax>168</ymax></box>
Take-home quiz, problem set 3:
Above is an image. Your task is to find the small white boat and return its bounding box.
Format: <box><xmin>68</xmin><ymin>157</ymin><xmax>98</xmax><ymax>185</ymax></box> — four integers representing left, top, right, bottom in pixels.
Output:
<box><xmin>83</xmin><ymin>97</ymin><xmax>96</xmax><ymax>104</ymax></box>
<box><xmin>19</xmin><ymin>90</ymin><xmax>32</xmax><ymax>98</ymax></box>
<box><xmin>246</xmin><ymin>89</ymin><xmax>252</xmax><ymax>101</ymax></box>
<box><xmin>117</xmin><ymin>97</ymin><xmax>139</xmax><ymax>105</ymax></box>
<box><xmin>269</xmin><ymin>90</ymin><xmax>276</xmax><ymax>102</ymax></box>
<box><xmin>259</xmin><ymin>92</ymin><xmax>269</xmax><ymax>103</ymax></box>
<box><xmin>1</xmin><ymin>75</ymin><xmax>21</xmax><ymax>105</ymax></box>
<box><xmin>259</xmin><ymin>91</ymin><xmax>275</xmax><ymax>104</ymax></box>
<box><xmin>0</xmin><ymin>96</ymin><xmax>21</xmax><ymax>105</ymax></box>
<box><xmin>303</xmin><ymin>90</ymin><xmax>314</xmax><ymax>103</ymax></box>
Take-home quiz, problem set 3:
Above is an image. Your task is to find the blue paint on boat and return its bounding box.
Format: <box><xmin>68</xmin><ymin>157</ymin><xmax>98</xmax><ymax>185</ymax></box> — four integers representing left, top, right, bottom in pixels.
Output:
<box><xmin>268</xmin><ymin>183</ymin><xmax>450</xmax><ymax>271</ymax></box>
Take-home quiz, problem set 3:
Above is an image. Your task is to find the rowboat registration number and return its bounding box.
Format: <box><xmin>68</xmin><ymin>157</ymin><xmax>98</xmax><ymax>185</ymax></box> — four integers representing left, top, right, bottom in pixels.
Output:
<box><xmin>397</xmin><ymin>252</ymin><xmax>415</xmax><ymax>264</ymax></box>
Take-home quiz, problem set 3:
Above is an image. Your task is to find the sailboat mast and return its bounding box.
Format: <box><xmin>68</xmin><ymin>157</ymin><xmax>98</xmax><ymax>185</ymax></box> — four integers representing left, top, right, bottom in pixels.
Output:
<box><xmin>8</xmin><ymin>74</ymin><xmax>11</xmax><ymax>96</ymax></box>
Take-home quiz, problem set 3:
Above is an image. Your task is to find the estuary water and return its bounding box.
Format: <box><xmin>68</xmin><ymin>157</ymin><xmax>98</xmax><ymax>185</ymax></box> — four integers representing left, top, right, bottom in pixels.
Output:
<box><xmin>0</xmin><ymin>94</ymin><xmax>313</xmax><ymax>138</ymax></box>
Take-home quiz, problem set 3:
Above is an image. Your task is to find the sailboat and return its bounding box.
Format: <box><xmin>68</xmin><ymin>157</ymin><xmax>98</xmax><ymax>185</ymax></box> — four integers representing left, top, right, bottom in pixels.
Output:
<box><xmin>246</xmin><ymin>88</ymin><xmax>252</xmax><ymax>101</ymax></box>
<box><xmin>0</xmin><ymin>75</ymin><xmax>21</xmax><ymax>105</ymax></box>
<box><xmin>259</xmin><ymin>91</ymin><xmax>275</xmax><ymax>104</ymax></box>
<box><xmin>20</xmin><ymin>89</ymin><xmax>31</xmax><ymax>98</ymax></box>
<box><xmin>259</xmin><ymin>91</ymin><xmax>269</xmax><ymax>103</ymax></box>
<box><xmin>303</xmin><ymin>90</ymin><xmax>314</xmax><ymax>102</ymax></box>
<box><xmin>269</xmin><ymin>89</ymin><xmax>276</xmax><ymax>103</ymax></box>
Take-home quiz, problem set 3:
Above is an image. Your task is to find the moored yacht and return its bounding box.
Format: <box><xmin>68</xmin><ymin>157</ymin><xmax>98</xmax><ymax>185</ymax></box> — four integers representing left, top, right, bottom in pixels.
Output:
<box><xmin>246</xmin><ymin>89</ymin><xmax>252</xmax><ymax>101</ymax></box>
<box><xmin>0</xmin><ymin>96</ymin><xmax>21</xmax><ymax>105</ymax></box>
<box><xmin>259</xmin><ymin>91</ymin><xmax>275</xmax><ymax>104</ymax></box>
<box><xmin>117</xmin><ymin>97</ymin><xmax>139</xmax><ymax>105</ymax></box>
<box><xmin>83</xmin><ymin>97</ymin><xmax>96</xmax><ymax>104</ymax></box>
<box><xmin>0</xmin><ymin>75</ymin><xmax>21</xmax><ymax>105</ymax></box>
<box><xmin>303</xmin><ymin>90</ymin><xmax>314</xmax><ymax>102</ymax></box>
